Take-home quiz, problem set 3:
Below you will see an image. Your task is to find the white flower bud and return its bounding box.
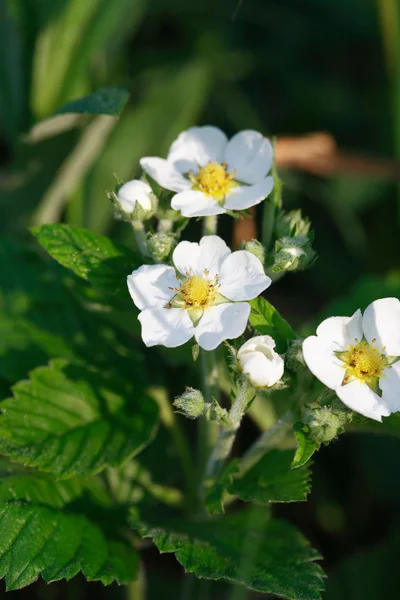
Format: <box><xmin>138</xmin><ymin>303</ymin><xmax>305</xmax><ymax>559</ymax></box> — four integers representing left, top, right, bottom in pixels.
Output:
<box><xmin>237</xmin><ymin>335</ymin><xmax>284</xmax><ymax>388</ymax></box>
<box><xmin>118</xmin><ymin>179</ymin><xmax>155</xmax><ymax>215</ymax></box>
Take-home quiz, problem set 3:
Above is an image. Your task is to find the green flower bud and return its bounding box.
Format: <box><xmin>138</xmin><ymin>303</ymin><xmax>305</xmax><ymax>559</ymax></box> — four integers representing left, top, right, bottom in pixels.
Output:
<box><xmin>147</xmin><ymin>232</ymin><xmax>177</xmax><ymax>262</ymax></box>
<box><xmin>242</xmin><ymin>239</ymin><xmax>265</xmax><ymax>266</ymax></box>
<box><xmin>273</xmin><ymin>233</ymin><xmax>316</xmax><ymax>273</ymax></box>
<box><xmin>275</xmin><ymin>209</ymin><xmax>311</xmax><ymax>239</ymax></box>
<box><xmin>173</xmin><ymin>387</ymin><xmax>205</xmax><ymax>420</ymax></box>
<box><xmin>304</xmin><ymin>406</ymin><xmax>343</xmax><ymax>443</ymax></box>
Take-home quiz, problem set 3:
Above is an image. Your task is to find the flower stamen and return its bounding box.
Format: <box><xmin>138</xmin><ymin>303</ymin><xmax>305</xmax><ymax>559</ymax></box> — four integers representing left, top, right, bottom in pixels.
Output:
<box><xmin>189</xmin><ymin>162</ymin><xmax>237</xmax><ymax>201</ymax></box>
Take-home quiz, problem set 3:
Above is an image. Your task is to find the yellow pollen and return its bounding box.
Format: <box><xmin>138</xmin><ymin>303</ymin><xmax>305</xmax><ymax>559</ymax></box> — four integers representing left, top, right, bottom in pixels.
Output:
<box><xmin>181</xmin><ymin>276</ymin><xmax>211</xmax><ymax>307</ymax></box>
<box><xmin>343</xmin><ymin>340</ymin><xmax>386</xmax><ymax>384</ymax></box>
<box><xmin>190</xmin><ymin>162</ymin><xmax>237</xmax><ymax>201</ymax></box>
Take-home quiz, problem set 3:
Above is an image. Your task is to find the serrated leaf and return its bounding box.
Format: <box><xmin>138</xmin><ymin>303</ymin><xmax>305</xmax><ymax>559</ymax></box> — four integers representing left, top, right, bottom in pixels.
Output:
<box><xmin>0</xmin><ymin>501</ymin><xmax>138</xmax><ymax>590</ymax></box>
<box><xmin>292</xmin><ymin>425</ymin><xmax>320</xmax><ymax>469</ymax></box>
<box><xmin>31</xmin><ymin>224</ymin><xmax>139</xmax><ymax>299</ymax></box>
<box><xmin>249</xmin><ymin>297</ymin><xmax>296</xmax><ymax>352</ymax></box>
<box><xmin>0</xmin><ymin>360</ymin><xmax>158</xmax><ymax>478</ymax></box>
<box><xmin>131</xmin><ymin>508</ymin><xmax>325</xmax><ymax>600</ymax></box>
<box><xmin>55</xmin><ymin>87</ymin><xmax>129</xmax><ymax>116</ymax></box>
<box><xmin>229</xmin><ymin>450</ymin><xmax>311</xmax><ymax>504</ymax></box>
<box><xmin>0</xmin><ymin>460</ymin><xmax>83</xmax><ymax>509</ymax></box>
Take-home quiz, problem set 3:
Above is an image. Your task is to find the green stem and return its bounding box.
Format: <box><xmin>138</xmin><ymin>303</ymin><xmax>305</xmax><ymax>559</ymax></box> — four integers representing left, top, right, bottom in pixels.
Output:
<box><xmin>126</xmin><ymin>564</ymin><xmax>146</xmax><ymax>600</ymax></box>
<box><xmin>205</xmin><ymin>378</ymin><xmax>255</xmax><ymax>481</ymax></box>
<box><xmin>203</xmin><ymin>215</ymin><xmax>218</xmax><ymax>235</ymax></box>
<box><xmin>198</xmin><ymin>350</ymin><xmax>220</xmax><ymax>483</ymax></box>
<box><xmin>131</xmin><ymin>220</ymin><xmax>150</xmax><ymax>257</ymax></box>
<box><xmin>158</xmin><ymin>218</ymin><xmax>173</xmax><ymax>233</ymax></box>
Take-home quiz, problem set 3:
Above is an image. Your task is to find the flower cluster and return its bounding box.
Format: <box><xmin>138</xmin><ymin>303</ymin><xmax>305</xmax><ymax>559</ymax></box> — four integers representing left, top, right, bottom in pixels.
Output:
<box><xmin>117</xmin><ymin>123</ymin><xmax>400</xmax><ymax>425</ymax></box>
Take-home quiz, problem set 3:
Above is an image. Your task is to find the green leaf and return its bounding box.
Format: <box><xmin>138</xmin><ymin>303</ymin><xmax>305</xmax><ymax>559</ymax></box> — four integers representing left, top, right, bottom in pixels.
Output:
<box><xmin>205</xmin><ymin>460</ymin><xmax>240</xmax><ymax>515</ymax></box>
<box><xmin>31</xmin><ymin>224</ymin><xmax>139</xmax><ymax>299</ymax></box>
<box><xmin>249</xmin><ymin>297</ymin><xmax>296</xmax><ymax>352</ymax></box>
<box><xmin>55</xmin><ymin>87</ymin><xmax>129</xmax><ymax>116</ymax></box>
<box><xmin>0</xmin><ymin>501</ymin><xmax>138</xmax><ymax>590</ymax></box>
<box><xmin>131</xmin><ymin>508</ymin><xmax>324</xmax><ymax>599</ymax></box>
<box><xmin>0</xmin><ymin>360</ymin><xmax>158</xmax><ymax>478</ymax></box>
<box><xmin>0</xmin><ymin>460</ymin><xmax>83</xmax><ymax>509</ymax></box>
<box><xmin>229</xmin><ymin>450</ymin><xmax>311</xmax><ymax>504</ymax></box>
<box><xmin>292</xmin><ymin>425</ymin><xmax>320</xmax><ymax>469</ymax></box>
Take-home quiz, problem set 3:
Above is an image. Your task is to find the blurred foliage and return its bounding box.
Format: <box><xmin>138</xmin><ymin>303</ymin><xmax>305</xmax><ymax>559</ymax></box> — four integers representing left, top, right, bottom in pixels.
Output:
<box><xmin>1</xmin><ymin>0</ymin><xmax>400</xmax><ymax>598</ymax></box>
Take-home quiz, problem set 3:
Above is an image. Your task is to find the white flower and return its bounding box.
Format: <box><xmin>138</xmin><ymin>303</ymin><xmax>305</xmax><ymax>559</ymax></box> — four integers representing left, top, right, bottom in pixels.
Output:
<box><xmin>302</xmin><ymin>298</ymin><xmax>400</xmax><ymax>421</ymax></box>
<box><xmin>127</xmin><ymin>235</ymin><xmax>271</xmax><ymax>351</ymax></box>
<box><xmin>237</xmin><ymin>335</ymin><xmax>284</xmax><ymax>388</ymax></box>
<box><xmin>139</xmin><ymin>126</ymin><xmax>274</xmax><ymax>217</ymax></box>
<box><xmin>117</xmin><ymin>179</ymin><xmax>153</xmax><ymax>214</ymax></box>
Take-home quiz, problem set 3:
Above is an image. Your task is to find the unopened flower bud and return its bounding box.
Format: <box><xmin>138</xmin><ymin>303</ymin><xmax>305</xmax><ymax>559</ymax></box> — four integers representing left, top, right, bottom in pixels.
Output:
<box><xmin>147</xmin><ymin>232</ymin><xmax>177</xmax><ymax>262</ymax></box>
<box><xmin>273</xmin><ymin>234</ymin><xmax>316</xmax><ymax>273</ymax></box>
<box><xmin>173</xmin><ymin>387</ymin><xmax>205</xmax><ymax>419</ymax></box>
<box><xmin>304</xmin><ymin>406</ymin><xmax>343</xmax><ymax>443</ymax></box>
<box><xmin>242</xmin><ymin>239</ymin><xmax>265</xmax><ymax>266</ymax></box>
<box><xmin>109</xmin><ymin>179</ymin><xmax>157</xmax><ymax>222</ymax></box>
<box><xmin>275</xmin><ymin>209</ymin><xmax>311</xmax><ymax>239</ymax></box>
<box><xmin>237</xmin><ymin>335</ymin><xmax>284</xmax><ymax>388</ymax></box>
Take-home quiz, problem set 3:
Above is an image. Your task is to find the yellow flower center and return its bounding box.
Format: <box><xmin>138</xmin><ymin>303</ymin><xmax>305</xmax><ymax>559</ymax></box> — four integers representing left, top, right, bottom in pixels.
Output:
<box><xmin>181</xmin><ymin>275</ymin><xmax>211</xmax><ymax>307</ymax></box>
<box><xmin>338</xmin><ymin>340</ymin><xmax>387</xmax><ymax>387</ymax></box>
<box><xmin>189</xmin><ymin>162</ymin><xmax>237</xmax><ymax>201</ymax></box>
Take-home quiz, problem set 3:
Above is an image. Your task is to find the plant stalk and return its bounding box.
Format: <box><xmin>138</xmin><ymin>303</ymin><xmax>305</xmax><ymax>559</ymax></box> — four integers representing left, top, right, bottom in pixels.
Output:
<box><xmin>205</xmin><ymin>378</ymin><xmax>255</xmax><ymax>482</ymax></box>
<box><xmin>131</xmin><ymin>220</ymin><xmax>150</xmax><ymax>257</ymax></box>
<box><xmin>203</xmin><ymin>215</ymin><xmax>218</xmax><ymax>235</ymax></box>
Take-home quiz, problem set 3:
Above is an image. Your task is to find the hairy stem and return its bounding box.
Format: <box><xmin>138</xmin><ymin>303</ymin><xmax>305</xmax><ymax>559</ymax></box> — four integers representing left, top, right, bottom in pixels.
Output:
<box><xmin>205</xmin><ymin>378</ymin><xmax>255</xmax><ymax>481</ymax></box>
<box><xmin>131</xmin><ymin>220</ymin><xmax>150</xmax><ymax>257</ymax></box>
<box><xmin>203</xmin><ymin>215</ymin><xmax>218</xmax><ymax>236</ymax></box>
<box><xmin>198</xmin><ymin>350</ymin><xmax>220</xmax><ymax>483</ymax></box>
<box><xmin>158</xmin><ymin>218</ymin><xmax>173</xmax><ymax>233</ymax></box>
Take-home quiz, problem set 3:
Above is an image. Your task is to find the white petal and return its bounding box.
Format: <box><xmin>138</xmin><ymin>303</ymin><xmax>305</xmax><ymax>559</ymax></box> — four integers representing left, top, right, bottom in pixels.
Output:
<box><xmin>172</xmin><ymin>241</ymin><xmax>200</xmax><ymax>277</ymax></box>
<box><xmin>172</xmin><ymin>236</ymin><xmax>231</xmax><ymax>279</ymax></box>
<box><xmin>240</xmin><ymin>351</ymin><xmax>284</xmax><ymax>388</ymax></box>
<box><xmin>117</xmin><ymin>179</ymin><xmax>153</xmax><ymax>212</ymax></box>
<box><xmin>167</xmin><ymin>126</ymin><xmax>228</xmax><ymax>171</ymax></box>
<box><xmin>138</xmin><ymin>307</ymin><xmax>194</xmax><ymax>348</ymax></box>
<box><xmin>171</xmin><ymin>190</ymin><xmax>226</xmax><ymax>217</ymax></box>
<box><xmin>197</xmin><ymin>236</ymin><xmax>231</xmax><ymax>278</ymax></box>
<box><xmin>195</xmin><ymin>303</ymin><xmax>250</xmax><ymax>351</ymax></box>
<box><xmin>316</xmin><ymin>310</ymin><xmax>363</xmax><ymax>350</ymax></box>
<box><xmin>302</xmin><ymin>336</ymin><xmax>345</xmax><ymax>390</ymax></box>
<box><xmin>224</xmin><ymin>177</ymin><xmax>274</xmax><ymax>211</ymax></box>
<box><xmin>336</xmin><ymin>380</ymin><xmax>390</xmax><ymax>421</ymax></box>
<box><xmin>224</xmin><ymin>130</ymin><xmax>273</xmax><ymax>185</ymax></box>
<box><xmin>379</xmin><ymin>361</ymin><xmax>400</xmax><ymax>414</ymax></box>
<box><xmin>140</xmin><ymin>157</ymin><xmax>190</xmax><ymax>193</ymax></box>
<box><xmin>218</xmin><ymin>251</ymin><xmax>271</xmax><ymax>301</ymax></box>
<box><xmin>238</xmin><ymin>335</ymin><xmax>276</xmax><ymax>355</ymax></box>
<box><xmin>363</xmin><ymin>297</ymin><xmax>400</xmax><ymax>355</ymax></box>
<box><xmin>127</xmin><ymin>264</ymin><xmax>177</xmax><ymax>311</ymax></box>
